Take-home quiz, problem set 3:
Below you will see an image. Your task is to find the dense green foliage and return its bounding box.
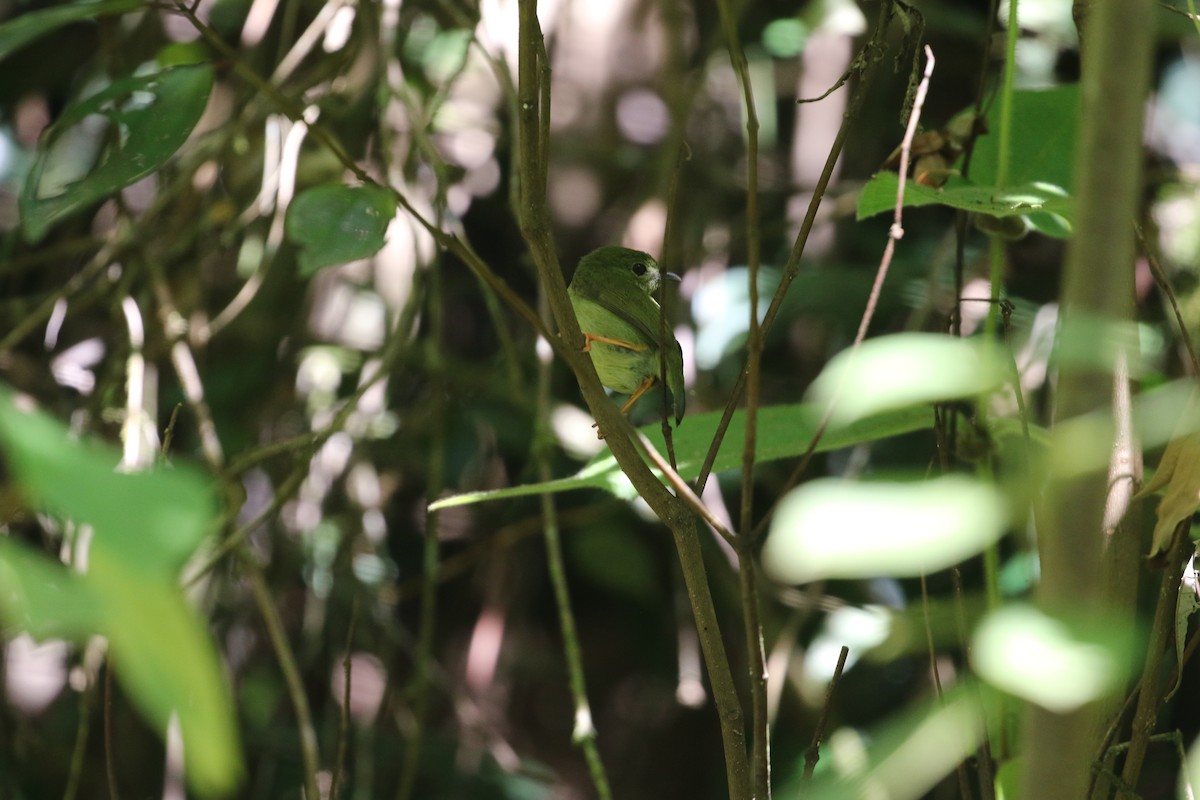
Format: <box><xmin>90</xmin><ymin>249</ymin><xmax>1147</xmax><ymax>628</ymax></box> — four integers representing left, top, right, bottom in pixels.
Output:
<box><xmin>1</xmin><ymin>1</ymin><xmax>1200</xmax><ymax>798</ymax></box>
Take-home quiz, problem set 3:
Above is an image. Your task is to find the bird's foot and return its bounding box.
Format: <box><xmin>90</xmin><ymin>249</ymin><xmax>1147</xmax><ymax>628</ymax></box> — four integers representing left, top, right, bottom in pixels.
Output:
<box><xmin>582</xmin><ymin>332</ymin><xmax>647</xmax><ymax>352</ymax></box>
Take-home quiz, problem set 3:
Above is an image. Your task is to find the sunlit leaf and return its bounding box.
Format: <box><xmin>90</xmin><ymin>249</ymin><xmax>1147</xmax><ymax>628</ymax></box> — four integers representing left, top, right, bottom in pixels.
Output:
<box><xmin>0</xmin><ymin>388</ymin><xmax>217</xmax><ymax>575</ymax></box>
<box><xmin>857</xmin><ymin>172</ymin><xmax>1072</xmax><ymax>231</ymax></box>
<box><xmin>973</xmin><ymin>605</ymin><xmax>1133</xmax><ymax>713</ymax></box>
<box><xmin>20</xmin><ymin>64</ymin><xmax>214</xmax><ymax>242</ymax></box>
<box><xmin>0</xmin><ymin>388</ymin><xmax>241</xmax><ymax>795</ymax></box>
<box><xmin>429</xmin><ymin>403</ymin><xmax>933</xmax><ymax>510</ymax></box>
<box><xmin>807</xmin><ymin>333</ymin><xmax>1006</xmax><ymax>426</ymax></box>
<box><xmin>762</xmin><ymin>475</ymin><xmax>1008</xmax><ymax>583</ymax></box>
<box><xmin>0</xmin><ymin>0</ymin><xmax>143</xmax><ymax>61</ymax></box>
<box><xmin>286</xmin><ymin>184</ymin><xmax>398</xmax><ymax>276</ymax></box>
<box><xmin>92</xmin><ymin>553</ymin><xmax>243</xmax><ymax>794</ymax></box>
<box><xmin>0</xmin><ymin>540</ymin><xmax>105</xmax><ymax>639</ymax></box>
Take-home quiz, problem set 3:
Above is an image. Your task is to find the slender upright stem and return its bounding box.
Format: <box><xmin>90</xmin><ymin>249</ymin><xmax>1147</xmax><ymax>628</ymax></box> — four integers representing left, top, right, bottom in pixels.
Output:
<box><xmin>535</xmin><ymin>293</ymin><xmax>613</xmax><ymax>799</ymax></box>
<box><xmin>694</xmin><ymin>0</ymin><xmax>895</xmax><ymax>497</ymax></box>
<box><xmin>513</xmin><ymin>4</ymin><xmax>749</xmax><ymax>797</ymax></box>
<box><xmin>244</xmin><ymin>560</ymin><xmax>322</xmax><ymax>800</ymax></box>
<box><xmin>397</xmin><ymin>260</ymin><xmax>447</xmax><ymax>800</ymax></box>
<box><xmin>714</xmin><ymin>0</ymin><xmax>769</xmax><ymax>794</ymax></box>
<box><xmin>1020</xmin><ymin>0</ymin><xmax>1153</xmax><ymax>794</ymax></box>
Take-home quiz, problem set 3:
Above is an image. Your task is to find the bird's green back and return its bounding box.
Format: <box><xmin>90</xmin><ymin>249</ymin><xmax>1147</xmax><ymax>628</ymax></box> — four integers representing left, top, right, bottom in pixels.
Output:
<box><xmin>567</xmin><ymin>247</ymin><xmax>686</xmax><ymax>424</ymax></box>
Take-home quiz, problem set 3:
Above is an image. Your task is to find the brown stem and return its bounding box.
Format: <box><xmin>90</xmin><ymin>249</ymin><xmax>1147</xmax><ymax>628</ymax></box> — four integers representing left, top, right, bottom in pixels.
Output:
<box><xmin>694</xmin><ymin>0</ymin><xmax>896</xmax><ymax>497</ymax></box>
<box><xmin>802</xmin><ymin>645</ymin><xmax>849</xmax><ymax>781</ymax></box>
<box><xmin>1118</xmin><ymin>521</ymin><xmax>1191</xmax><ymax>794</ymax></box>
<box><xmin>514</xmin><ymin>3</ymin><xmax>749</xmax><ymax>797</ymax></box>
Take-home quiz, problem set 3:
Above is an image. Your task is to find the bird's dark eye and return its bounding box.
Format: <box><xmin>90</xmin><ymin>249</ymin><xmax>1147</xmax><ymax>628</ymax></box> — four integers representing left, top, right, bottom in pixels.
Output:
<box><xmin>631</xmin><ymin>262</ymin><xmax>648</xmax><ymax>276</ymax></box>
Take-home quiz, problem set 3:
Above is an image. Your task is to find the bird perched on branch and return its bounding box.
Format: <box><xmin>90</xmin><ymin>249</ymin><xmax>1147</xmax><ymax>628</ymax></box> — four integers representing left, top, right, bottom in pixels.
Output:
<box><xmin>567</xmin><ymin>246</ymin><xmax>685</xmax><ymax>429</ymax></box>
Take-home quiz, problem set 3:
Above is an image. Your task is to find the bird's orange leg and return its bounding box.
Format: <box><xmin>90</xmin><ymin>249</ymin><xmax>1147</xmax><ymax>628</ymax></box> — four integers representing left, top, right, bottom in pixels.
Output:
<box><xmin>619</xmin><ymin>375</ymin><xmax>657</xmax><ymax>414</ymax></box>
<box><xmin>592</xmin><ymin>376</ymin><xmax>658</xmax><ymax>439</ymax></box>
<box><xmin>582</xmin><ymin>332</ymin><xmax>648</xmax><ymax>353</ymax></box>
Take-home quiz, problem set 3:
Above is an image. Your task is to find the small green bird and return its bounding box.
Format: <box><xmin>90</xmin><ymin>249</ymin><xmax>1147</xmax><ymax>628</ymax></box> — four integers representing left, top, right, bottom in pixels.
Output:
<box><xmin>567</xmin><ymin>246</ymin><xmax>685</xmax><ymax>426</ymax></box>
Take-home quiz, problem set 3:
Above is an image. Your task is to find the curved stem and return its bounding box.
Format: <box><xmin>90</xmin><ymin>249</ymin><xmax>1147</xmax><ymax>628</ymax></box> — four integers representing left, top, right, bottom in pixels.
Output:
<box><xmin>244</xmin><ymin>558</ymin><xmax>322</xmax><ymax>800</ymax></box>
<box><xmin>536</xmin><ymin>295</ymin><xmax>613</xmax><ymax>799</ymax></box>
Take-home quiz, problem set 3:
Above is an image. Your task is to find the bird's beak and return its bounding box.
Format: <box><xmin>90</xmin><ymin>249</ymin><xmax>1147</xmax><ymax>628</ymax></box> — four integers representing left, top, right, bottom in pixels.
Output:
<box><xmin>666</xmin><ymin>272</ymin><xmax>681</xmax><ymax>283</ymax></box>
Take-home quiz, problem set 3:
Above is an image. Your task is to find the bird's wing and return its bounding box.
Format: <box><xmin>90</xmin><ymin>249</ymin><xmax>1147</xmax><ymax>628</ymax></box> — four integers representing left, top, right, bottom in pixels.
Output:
<box><xmin>668</xmin><ymin>338</ymin><xmax>686</xmax><ymax>425</ymax></box>
<box><xmin>580</xmin><ymin>282</ymin><xmax>663</xmax><ymax>347</ymax></box>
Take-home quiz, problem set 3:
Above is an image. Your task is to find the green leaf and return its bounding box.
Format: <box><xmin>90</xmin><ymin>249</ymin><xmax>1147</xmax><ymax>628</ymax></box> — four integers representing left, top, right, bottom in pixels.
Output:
<box><xmin>857</xmin><ymin>172</ymin><xmax>1072</xmax><ymax>229</ymax></box>
<box><xmin>429</xmin><ymin>403</ymin><xmax>932</xmax><ymax>510</ymax></box>
<box><xmin>0</xmin><ymin>0</ymin><xmax>143</xmax><ymax>62</ymax></box>
<box><xmin>973</xmin><ymin>605</ymin><xmax>1134</xmax><ymax>712</ymax></box>
<box><xmin>971</xmin><ymin>84</ymin><xmax>1080</xmax><ymax>191</ymax></box>
<box><xmin>0</xmin><ymin>388</ymin><xmax>217</xmax><ymax>576</ymax></box>
<box><xmin>20</xmin><ymin>64</ymin><xmax>214</xmax><ymax>243</ymax></box>
<box><xmin>807</xmin><ymin>333</ymin><xmax>1007</xmax><ymax>426</ymax></box>
<box><xmin>0</xmin><ymin>388</ymin><xmax>241</xmax><ymax>795</ymax></box>
<box><xmin>857</xmin><ymin>86</ymin><xmax>1081</xmax><ymax>238</ymax></box>
<box><xmin>0</xmin><ymin>543</ymin><xmax>243</xmax><ymax>795</ymax></box>
<box><xmin>92</xmin><ymin>552</ymin><xmax>243</xmax><ymax>795</ymax></box>
<box><xmin>285</xmin><ymin>184</ymin><xmax>398</xmax><ymax>276</ymax></box>
<box><xmin>0</xmin><ymin>540</ymin><xmax>105</xmax><ymax>639</ymax></box>
<box><xmin>762</xmin><ymin>475</ymin><xmax>1008</xmax><ymax>583</ymax></box>
<box><xmin>1183</xmin><ymin>734</ymin><xmax>1200</xmax><ymax>799</ymax></box>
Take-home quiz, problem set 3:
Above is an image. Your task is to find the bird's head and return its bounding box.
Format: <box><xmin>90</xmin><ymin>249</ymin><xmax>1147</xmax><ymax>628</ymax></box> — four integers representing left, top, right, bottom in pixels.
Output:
<box><xmin>579</xmin><ymin>246</ymin><xmax>670</xmax><ymax>295</ymax></box>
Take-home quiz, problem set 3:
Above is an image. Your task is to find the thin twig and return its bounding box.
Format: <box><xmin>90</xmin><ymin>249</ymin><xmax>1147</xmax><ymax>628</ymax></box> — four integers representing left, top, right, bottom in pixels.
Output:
<box><xmin>396</xmin><ymin>258</ymin><xmax>448</xmax><ymax>800</ymax></box>
<box><xmin>0</xmin><ymin>225</ymin><xmax>125</xmax><ymax>353</ymax></box>
<box><xmin>658</xmin><ymin>140</ymin><xmax>689</xmax><ymax>470</ymax></box>
<box><xmin>713</xmin><ymin>0</ymin><xmax>769</xmax><ymax>792</ymax></box>
<box><xmin>513</xmin><ymin>3</ymin><xmax>749</xmax><ymax>797</ymax></box>
<box><xmin>244</xmin><ymin>558</ymin><xmax>322</xmax><ymax>800</ymax></box>
<box><xmin>802</xmin><ymin>645</ymin><xmax>850</xmax><ymax>782</ymax></box>
<box><xmin>747</xmin><ymin>45</ymin><xmax>938</xmax><ymax>544</ymax></box>
<box><xmin>635</xmin><ymin>432</ymin><xmax>736</xmax><ymax>546</ymax></box>
<box><xmin>1138</xmin><ymin>224</ymin><xmax>1200</xmax><ymax>375</ymax></box>
<box><xmin>1118</xmin><ymin>520</ymin><xmax>1192</xmax><ymax>794</ymax></box>
<box><xmin>534</xmin><ymin>292</ymin><xmax>613</xmax><ymax>799</ymax></box>
<box><xmin>329</xmin><ymin>598</ymin><xmax>358</xmax><ymax>800</ymax></box>
<box><xmin>693</xmin><ymin>0</ymin><xmax>896</xmax><ymax>496</ymax></box>
<box><xmin>187</xmin><ymin>463</ymin><xmax>304</xmax><ymax>587</ymax></box>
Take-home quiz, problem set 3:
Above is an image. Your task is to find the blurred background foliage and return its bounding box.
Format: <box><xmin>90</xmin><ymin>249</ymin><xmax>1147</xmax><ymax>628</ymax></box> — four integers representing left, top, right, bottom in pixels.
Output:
<box><xmin>1</xmin><ymin>0</ymin><xmax>1199</xmax><ymax>798</ymax></box>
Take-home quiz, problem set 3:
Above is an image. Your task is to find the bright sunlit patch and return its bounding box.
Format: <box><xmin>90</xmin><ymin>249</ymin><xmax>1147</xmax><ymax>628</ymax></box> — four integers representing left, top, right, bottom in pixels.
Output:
<box><xmin>552</xmin><ymin>403</ymin><xmax>606</xmax><ymax>459</ymax></box>
<box><xmin>763</xmin><ymin>475</ymin><xmax>1008</xmax><ymax>584</ymax></box>
<box><xmin>331</xmin><ymin>651</ymin><xmax>386</xmax><ymax>723</ymax></box>
<box><xmin>973</xmin><ymin>605</ymin><xmax>1129</xmax><ymax>713</ymax></box>
<box><xmin>5</xmin><ymin>634</ymin><xmax>68</xmax><ymax>715</ymax></box>
<box><xmin>548</xmin><ymin>165</ymin><xmax>602</xmax><ymax>227</ymax></box>
<box><xmin>801</xmin><ymin>605</ymin><xmax>890</xmax><ymax>701</ymax></box>
<box><xmin>808</xmin><ymin>333</ymin><xmax>1006</xmax><ymax>425</ymax></box>
<box><xmin>616</xmin><ymin>89</ymin><xmax>669</xmax><ymax>145</ymax></box>
<box><xmin>323</xmin><ymin>3</ymin><xmax>356</xmax><ymax>52</ymax></box>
